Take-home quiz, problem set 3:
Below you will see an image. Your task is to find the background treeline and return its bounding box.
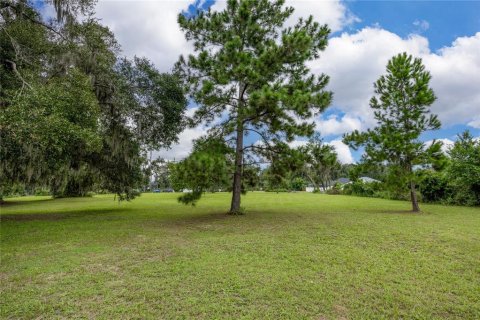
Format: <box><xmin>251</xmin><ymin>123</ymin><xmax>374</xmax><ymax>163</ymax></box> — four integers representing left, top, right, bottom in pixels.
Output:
<box><xmin>2</xmin><ymin>1</ymin><xmax>478</xmax><ymax>209</ymax></box>
<box><xmin>337</xmin><ymin>131</ymin><xmax>479</xmax><ymax>207</ymax></box>
<box><xmin>1</xmin><ymin>0</ymin><xmax>187</xmax><ymax>201</ymax></box>
<box><xmin>164</xmin><ymin>130</ymin><xmax>479</xmax><ymax>207</ymax></box>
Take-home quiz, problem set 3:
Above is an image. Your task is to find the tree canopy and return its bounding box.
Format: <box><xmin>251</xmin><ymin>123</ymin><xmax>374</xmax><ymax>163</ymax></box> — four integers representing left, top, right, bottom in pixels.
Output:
<box><xmin>0</xmin><ymin>0</ymin><xmax>186</xmax><ymax>200</ymax></box>
<box><xmin>343</xmin><ymin>53</ymin><xmax>442</xmax><ymax>212</ymax></box>
<box><xmin>301</xmin><ymin>134</ymin><xmax>340</xmax><ymax>191</ymax></box>
<box><xmin>176</xmin><ymin>0</ymin><xmax>332</xmax><ymax>213</ymax></box>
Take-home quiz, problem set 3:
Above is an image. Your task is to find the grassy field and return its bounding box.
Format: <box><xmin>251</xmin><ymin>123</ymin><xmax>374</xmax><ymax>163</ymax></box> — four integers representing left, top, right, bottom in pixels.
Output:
<box><xmin>1</xmin><ymin>192</ymin><xmax>479</xmax><ymax>319</ymax></box>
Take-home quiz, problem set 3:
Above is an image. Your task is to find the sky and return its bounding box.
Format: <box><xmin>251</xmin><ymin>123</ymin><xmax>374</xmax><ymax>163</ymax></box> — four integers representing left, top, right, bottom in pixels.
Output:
<box><xmin>43</xmin><ymin>0</ymin><xmax>480</xmax><ymax>163</ymax></box>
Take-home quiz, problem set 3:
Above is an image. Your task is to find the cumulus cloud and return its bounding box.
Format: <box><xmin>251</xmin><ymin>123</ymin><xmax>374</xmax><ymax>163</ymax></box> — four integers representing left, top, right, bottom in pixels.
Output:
<box><xmin>285</xmin><ymin>0</ymin><xmax>359</xmax><ymax>32</ymax></box>
<box><xmin>423</xmin><ymin>33</ymin><xmax>480</xmax><ymax>127</ymax></box>
<box><xmin>94</xmin><ymin>0</ymin><xmax>194</xmax><ymax>72</ymax></box>
<box><xmin>153</xmin><ymin>126</ymin><xmax>206</xmax><ymax>160</ymax></box>
<box><xmin>468</xmin><ymin>116</ymin><xmax>480</xmax><ymax>129</ymax></box>
<box><xmin>328</xmin><ymin>139</ymin><xmax>354</xmax><ymax>164</ymax></box>
<box><xmin>315</xmin><ymin>114</ymin><xmax>362</xmax><ymax>137</ymax></box>
<box><xmin>424</xmin><ymin>138</ymin><xmax>454</xmax><ymax>154</ymax></box>
<box><xmin>287</xmin><ymin>140</ymin><xmax>308</xmax><ymax>149</ymax></box>
<box><xmin>210</xmin><ymin>0</ymin><xmax>358</xmax><ymax>32</ymax></box>
<box><xmin>310</xmin><ymin>27</ymin><xmax>480</xmax><ymax>129</ymax></box>
<box><xmin>88</xmin><ymin>1</ymin><xmax>479</xmax><ymax>160</ymax></box>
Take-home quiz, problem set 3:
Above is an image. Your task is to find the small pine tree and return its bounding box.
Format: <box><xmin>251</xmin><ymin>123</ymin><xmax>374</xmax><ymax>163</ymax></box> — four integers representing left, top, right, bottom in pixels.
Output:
<box><xmin>343</xmin><ymin>53</ymin><xmax>442</xmax><ymax>212</ymax></box>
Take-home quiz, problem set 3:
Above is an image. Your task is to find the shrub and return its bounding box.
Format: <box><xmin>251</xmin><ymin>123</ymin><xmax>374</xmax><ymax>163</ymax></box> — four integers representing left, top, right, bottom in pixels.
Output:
<box><xmin>326</xmin><ymin>183</ymin><xmax>342</xmax><ymax>195</ymax></box>
<box><xmin>419</xmin><ymin>171</ymin><xmax>452</xmax><ymax>203</ymax></box>
<box><xmin>342</xmin><ymin>181</ymin><xmax>383</xmax><ymax>197</ymax></box>
<box><xmin>265</xmin><ymin>188</ymin><xmax>290</xmax><ymax>193</ymax></box>
<box><xmin>34</xmin><ymin>187</ymin><xmax>51</xmax><ymax>196</ymax></box>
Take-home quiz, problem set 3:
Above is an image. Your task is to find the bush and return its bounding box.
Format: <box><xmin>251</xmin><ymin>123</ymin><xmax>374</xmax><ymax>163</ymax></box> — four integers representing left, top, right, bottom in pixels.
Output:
<box><xmin>1</xmin><ymin>183</ymin><xmax>27</xmax><ymax>198</ymax></box>
<box><xmin>289</xmin><ymin>177</ymin><xmax>306</xmax><ymax>191</ymax></box>
<box><xmin>419</xmin><ymin>171</ymin><xmax>452</xmax><ymax>203</ymax></box>
<box><xmin>265</xmin><ymin>188</ymin><xmax>290</xmax><ymax>193</ymax></box>
<box><xmin>34</xmin><ymin>187</ymin><xmax>51</xmax><ymax>196</ymax></box>
<box><xmin>326</xmin><ymin>183</ymin><xmax>342</xmax><ymax>195</ymax></box>
<box><xmin>342</xmin><ymin>181</ymin><xmax>383</xmax><ymax>197</ymax></box>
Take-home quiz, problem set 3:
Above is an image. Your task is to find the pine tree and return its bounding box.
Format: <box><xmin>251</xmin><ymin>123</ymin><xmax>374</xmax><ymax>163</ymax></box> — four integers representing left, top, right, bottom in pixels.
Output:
<box><xmin>343</xmin><ymin>53</ymin><xmax>442</xmax><ymax>212</ymax></box>
<box><xmin>176</xmin><ymin>0</ymin><xmax>332</xmax><ymax>214</ymax></box>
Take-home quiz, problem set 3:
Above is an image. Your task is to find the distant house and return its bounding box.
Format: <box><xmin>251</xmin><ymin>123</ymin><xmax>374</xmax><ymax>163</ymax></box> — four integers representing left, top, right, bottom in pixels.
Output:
<box><xmin>305</xmin><ymin>176</ymin><xmax>379</xmax><ymax>192</ymax></box>
<box><xmin>336</xmin><ymin>177</ymin><xmax>351</xmax><ymax>184</ymax></box>
<box><xmin>359</xmin><ymin>176</ymin><xmax>380</xmax><ymax>183</ymax></box>
<box><xmin>305</xmin><ymin>181</ymin><xmax>336</xmax><ymax>192</ymax></box>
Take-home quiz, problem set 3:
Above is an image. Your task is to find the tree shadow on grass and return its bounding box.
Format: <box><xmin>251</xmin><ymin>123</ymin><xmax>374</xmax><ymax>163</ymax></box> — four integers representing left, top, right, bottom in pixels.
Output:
<box><xmin>0</xmin><ymin>208</ymin><xmax>131</xmax><ymax>222</ymax></box>
<box><xmin>0</xmin><ymin>198</ymin><xmax>54</xmax><ymax>207</ymax></box>
<box><xmin>367</xmin><ymin>209</ymin><xmax>429</xmax><ymax>215</ymax></box>
<box><xmin>158</xmin><ymin>211</ymin><xmax>237</xmax><ymax>228</ymax></box>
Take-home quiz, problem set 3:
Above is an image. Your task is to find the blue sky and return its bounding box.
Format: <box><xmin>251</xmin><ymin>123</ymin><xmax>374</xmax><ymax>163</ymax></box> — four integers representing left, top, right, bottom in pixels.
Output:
<box><xmin>39</xmin><ymin>0</ymin><xmax>480</xmax><ymax>162</ymax></box>
<box><xmin>340</xmin><ymin>0</ymin><xmax>480</xmax><ymax>150</ymax></box>
<box><xmin>190</xmin><ymin>0</ymin><xmax>480</xmax><ymax>161</ymax></box>
<box><xmin>338</xmin><ymin>0</ymin><xmax>480</xmax><ymax>145</ymax></box>
<box><xmin>346</xmin><ymin>1</ymin><xmax>480</xmax><ymax>140</ymax></box>
<box><xmin>347</xmin><ymin>1</ymin><xmax>480</xmax><ymax>51</ymax></box>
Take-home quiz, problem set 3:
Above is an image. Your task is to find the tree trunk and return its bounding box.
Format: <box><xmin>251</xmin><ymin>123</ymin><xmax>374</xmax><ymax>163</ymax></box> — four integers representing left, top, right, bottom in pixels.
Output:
<box><xmin>230</xmin><ymin>82</ymin><xmax>245</xmax><ymax>214</ymax></box>
<box><xmin>230</xmin><ymin>121</ymin><xmax>244</xmax><ymax>214</ymax></box>
<box><xmin>410</xmin><ymin>180</ymin><xmax>420</xmax><ymax>212</ymax></box>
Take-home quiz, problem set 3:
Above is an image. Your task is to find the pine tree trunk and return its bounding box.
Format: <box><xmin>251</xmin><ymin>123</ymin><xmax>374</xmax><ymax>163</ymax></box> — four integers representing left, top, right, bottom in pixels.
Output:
<box><xmin>230</xmin><ymin>82</ymin><xmax>245</xmax><ymax>214</ymax></box>
<box><xmin>410</xmin><ymin>180</ymin><xmax>420</xmax><ymax>212</ymax></box>
<box><xmin>230</xmin><ymin>121</ymin><xmax>244</xmax><ymax>214</ymax></box>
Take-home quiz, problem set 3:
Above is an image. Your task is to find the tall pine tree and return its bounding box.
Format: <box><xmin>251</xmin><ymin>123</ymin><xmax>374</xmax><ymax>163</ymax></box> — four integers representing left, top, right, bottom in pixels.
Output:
<box><xmin>343</xmin><ymin>53</ymin><xmax>442</xmax><ymax>212</ymax></box>
<box><xmin>176</xmin><ymin>0</ymin><xmax>332</xmax><ymax>213</ymax></box>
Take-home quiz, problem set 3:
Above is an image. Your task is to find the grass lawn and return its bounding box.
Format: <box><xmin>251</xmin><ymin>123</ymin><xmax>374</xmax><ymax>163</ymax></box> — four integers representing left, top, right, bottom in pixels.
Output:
<box><xmin>1</xmin><ymin>192</ymin><xmax>479</xmax><ymax>319</ymax></box>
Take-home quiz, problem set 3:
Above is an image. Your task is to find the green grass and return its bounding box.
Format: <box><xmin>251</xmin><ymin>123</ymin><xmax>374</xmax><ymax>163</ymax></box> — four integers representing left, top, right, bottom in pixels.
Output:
<box><xmin>1</xmin><ymin>193</ymin><xmax>479</xmax><ymax>319</ymax></box>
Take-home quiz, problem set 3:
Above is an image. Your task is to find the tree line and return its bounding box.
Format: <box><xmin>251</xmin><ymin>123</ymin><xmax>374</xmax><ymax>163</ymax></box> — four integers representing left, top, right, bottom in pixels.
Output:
<box><xmin>1</xmin><ymin>0</ymin><xmax>186</xmax><ymax>201</ymax></box>
<box><xmin>1</xmin><ymin>0</ymin><xmax>478</xmax><ymax>212</ymax></box>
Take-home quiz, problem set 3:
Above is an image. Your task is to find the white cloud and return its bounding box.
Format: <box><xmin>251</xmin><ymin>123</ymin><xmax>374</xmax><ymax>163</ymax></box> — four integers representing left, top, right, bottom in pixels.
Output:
<box><xmin>310</xmin><ymin>27</ymin><xmax>480</xmax><ymax>130</ymax></box>
<box><xmin>288</xmin><ymin>140</ymin><xmax>308</xmax><ymax>149</ymax></box>
<box><xmin>94</xmin><ymin>0</ymin><xmax>194</xmax><ymax>72</ymax></box>
<box><xmin>285</xmin><ymin>0</ymin><xmax>359</xmax><ymax>32</ymax></box>
<box><xmin>328</xmin><ymin>139</ymin><xmax>354</xmax><ymax>164</ymax></box>
<box><xmin>423</xmin><ymin>33</ymin><xmax>480</xmax><ymax>127</ymax></box>
<box><xmin>211</xmin><ymin>0</ymin><xmax>358</xmax><ymax>32</ymax></box>
<box><xmin>309</xmin><ymin>27</ymin><xmax>431</xmax><ymax>126</ymax></box>
<box><xmin>468</xmin><ymin>116</ymin><xmax>480</xmax><ymax>129</ymax></box>
<box><xmin>413</xmin><ymin>19</ymin><xmax>430</xmax><ymax>32</ymax></box>
<box><xmin>315</xmin><ymin>114</ymin><xmax>362</xmax><ymax>137</ymax></box>
<box><xmin>153</xmin><ymin>126</ymin><xmax>206</xmax><ymax>161</ymax></box>
<box><xmin>424</xmin><ymin>138</ymin><xmax>454</xmax><ymax>154</ymax></box>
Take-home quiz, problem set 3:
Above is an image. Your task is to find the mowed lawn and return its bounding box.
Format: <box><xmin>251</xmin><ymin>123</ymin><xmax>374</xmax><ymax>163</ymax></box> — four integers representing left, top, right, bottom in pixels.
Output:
<box><xmin>1</xmin><ymin>193</ymin><xmax>479</xmax><ymax>319</ymax></box>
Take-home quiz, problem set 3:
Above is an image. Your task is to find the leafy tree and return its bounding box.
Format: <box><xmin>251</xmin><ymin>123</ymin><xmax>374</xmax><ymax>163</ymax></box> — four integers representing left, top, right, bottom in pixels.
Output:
<box><xmin>176</xmin><ymin>0</ymin><xmax>332</xmax><ymax>213</ymax></box>
<box><xmin>343</xmin><ymin>53</ymin><xmax>442</xmax><ymax>212</ymax></box>
<box><xmin>146</xmin><ymin>158</ymin><xmax>171</xmax><ymax>190</ymax></box>
<box><xmin>257</xmin><ymin>145</ymin><xmax>305</xmax><ymax>192</ymax></box>
<box><xmin>290</xmin><ymin>177</ymin><xmax>306</xmax><ymax>191</ymax></box>
<box><xmin>301</xmin><ymin>134</ymin><xmax>340</xmax><ymax>191</ymax></box>
<box><xmin>0</xmin><ymin>1</ymin><xmax>186</xmax><ymax>200</ymax></box>
<box><xmin>0</xmin><ymin>70</ymin><xmax>102</xmax><ymax>199</ymax></box>
<box><xmin>446</xmin><ymin>130</ymin><xmax>480</xmax><ymax>206</ymax></box>
<box><xmin>242</xmin><ymin>165</ymin><xmax>261</xmax><ymax>191</ymax></box>
<box><xmin>170</xmin><ymin>137</ymin><xmax>233</xmax><ymax>204</ymax></box>
<box><xmin>418</xmin><ymin>170</ymin><xmax>451</xmax><ymax>203</ymax></box>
